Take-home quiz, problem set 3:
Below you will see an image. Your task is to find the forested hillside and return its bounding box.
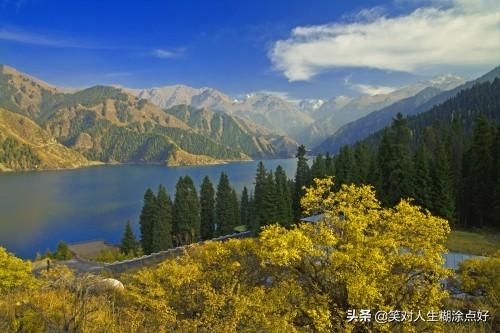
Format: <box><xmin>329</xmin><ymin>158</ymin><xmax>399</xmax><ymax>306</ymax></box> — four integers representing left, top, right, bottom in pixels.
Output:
<box><xmin>315</xmin><ymin>66</ymin><xmax>500</xmax><ymax>154</ymax></box>
<box><xmin>0</xmin><ymin>108</ymin><xmax>91</xmax><ymax>171</ymax></box>
<box><xmin>164</xmin><ymin>105</ymin><xmax>297</xmax><ymax>159</ymax></box>
<box><xmin>311</xmin><ymin>78</ymin><xmax>500</xmax><ymax>228</ymax></box>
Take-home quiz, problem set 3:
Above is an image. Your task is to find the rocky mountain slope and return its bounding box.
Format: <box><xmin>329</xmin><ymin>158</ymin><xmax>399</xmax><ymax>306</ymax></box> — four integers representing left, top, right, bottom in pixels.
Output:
<box><xmin>299</xmin><ymin>74</ymin><xmax>467</xmax><ymax>146</ymax></box>
<box><xmin>0</xmin><ymin>107</ymin><xmax>93</xmax><ymax>171</ymax></box>
<box><xmin>164</xmin><ymin>105</ymin><xmax>298</xmax><ymax>159</ymax></box>
<box><xmin>127</xmin><ymin>86</ymin><xmax>314</xmax><ymax>140</ymax></box>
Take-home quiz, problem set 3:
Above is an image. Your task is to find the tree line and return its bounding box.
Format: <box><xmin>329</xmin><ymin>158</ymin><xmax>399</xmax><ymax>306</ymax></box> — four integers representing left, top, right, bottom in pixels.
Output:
<box><xmin>129</xmin><ymin>163</ymin><xmax>295</xmax><ymax>255</ymax></box>
<box><xmin>305</xmin><ymin>113</ymin><xmax>499</xmax><ymax>229</ymax></box>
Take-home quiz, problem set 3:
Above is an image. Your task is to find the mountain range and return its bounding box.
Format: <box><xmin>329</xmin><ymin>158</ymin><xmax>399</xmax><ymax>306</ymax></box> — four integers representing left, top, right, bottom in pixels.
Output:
<box><xmin>314</xmin><ymin>67</ymin><xmax>500</xmax><ymax>154</ymax></box>
<box><xmin>125</xmin><ymin>74</ymin><xmax>467</xmax><ymax>147</ymax></box>
<box><xmin>0</xmin><ymin>65</ymin><xmax>298</xmax><ymax>170</ymax></box>
<box><xmin>2</xmin><ymin>63</ymin><xmax>498</xmax><ymax>172</ymax></box>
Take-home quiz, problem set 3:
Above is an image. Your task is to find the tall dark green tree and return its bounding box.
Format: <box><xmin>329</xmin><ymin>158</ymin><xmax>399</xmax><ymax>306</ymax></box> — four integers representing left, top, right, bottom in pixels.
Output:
<box><xmin>53</xmin><ymin>241</ymin><xmax>72</xmax><ymax>260</ymax></box>
<box><xmin>463</xmin><ymin>116</ymin><xmax>495</xmax><ymax>227</ymax></box>
<box><xmin>199</xmin><ymin>176</ymin><xmax>215</xmax><ymax>240</ymax></box>
<box><xmin>263</xmin><ymin>171</ymin><xmax>278</xmax><ymax>224</ymax></box>
<box><xmin>139</xmin><ymin>188</ymin><xmax>156</xmax><ymax>254</ymax></box>
<box><xmin>173</xmin><ymin>176</ymin><xmax>200</xmax><ymax>245</ymax></box>
<box><xmin>413</xmin><ymin>142</ymin><xmax>433</xmax><ymax>210</ymax></box>
<box><xmin>151</xmin><ymin>185</ymin><xmax>173</xmax><ymax>252</ymax></box>
<box><xmin>240</xmin><ymin>186</ymin><xmax>250</xmax><ymax>228</ymax></box>
<box><xmin>231</xmin><ymin>188</ymin><xmax>240</xmax><ymax>230</ymax></box>
<box><xmin>325</xmin><ymin>153</ymin><xmax>335</xmax><ymax>177</ymax></box>
<box><xmin>353</xmin><ymin>143</ymin><xmax>371</xmax><ymax>185</ymax></box>
<box><xmin>335</xmin><ymin>145</ymin><xmax>355</xmax><ymax>187</ymax></box>
<box><xmin>378</xmin><ymin>114</ymin><xmax>415</xmax><ymax>205</ymax></box>
<box><xmin>215</xmin><ymin>172</ymin><xmax>236</xmax><ymax>236</ymax></box>
<box><xmin>293</xmin><ymin>145</ymin><xmax>311</xmax><ymax>219</ymax></box>
<box><xmin>431</xmin><ymin>142</ymin><xmax>455</xmax><ymax>222</ymax></box>
<box><xmin>252</xmin><ymin>161</ymin><xmax>268</xmax><ymax>231</ymax></box>
<box><xmin>120</xmin><ymin>220</ymin><xmax>139</xmax><ymax>255</ymax></box>
<box><xmin>275</xmin><ymin>165</ymin><xmax>293</xmax><ymax>227</ymax></box>
<box><xmin>311</xmin><ymin>154</ymin><xmax>326</xmax><ymax>180</ymax></box>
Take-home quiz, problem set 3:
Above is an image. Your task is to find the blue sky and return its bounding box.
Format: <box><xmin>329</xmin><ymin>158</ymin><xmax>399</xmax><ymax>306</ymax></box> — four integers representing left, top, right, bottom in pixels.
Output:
<box><xmin>1</xmin><ymin>0</ymin><xmax>499</xmax><ymax>99</ymax></box>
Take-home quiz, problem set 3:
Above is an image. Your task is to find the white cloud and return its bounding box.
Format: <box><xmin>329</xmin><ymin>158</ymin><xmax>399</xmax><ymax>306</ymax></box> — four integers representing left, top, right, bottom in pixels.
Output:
<box><xmin>351</xmin><ymin>83</ymin><xmax>397</xmax><ymax>95</ymax></box>
<box><xmin>0</xmin><ymin>28</ymin><xmax>70</xmax><ymax>46</ymax></box>
<box><xmin>152</xmin><ymin>48</ymin><xmax>185</xmax><ymax>59</ymax></box>
<box><xmin>269</xmin><ymin>0</ymin><xmax>500</xmax><ymax>81</ymax></box>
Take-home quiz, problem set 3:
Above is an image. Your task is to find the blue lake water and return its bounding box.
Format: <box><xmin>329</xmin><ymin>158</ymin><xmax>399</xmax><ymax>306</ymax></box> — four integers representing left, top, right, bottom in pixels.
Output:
<box><xmin>0</xmin><ymin>159</ymin><xmax>296</xmax><ymax>258</ymax></box>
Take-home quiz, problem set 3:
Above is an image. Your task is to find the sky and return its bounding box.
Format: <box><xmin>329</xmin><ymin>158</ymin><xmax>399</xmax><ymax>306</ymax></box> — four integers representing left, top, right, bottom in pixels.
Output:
<box><xmin>0</xmin><ymin>0</ymin><xmax>499</xmax><ymax>99</ymax></box>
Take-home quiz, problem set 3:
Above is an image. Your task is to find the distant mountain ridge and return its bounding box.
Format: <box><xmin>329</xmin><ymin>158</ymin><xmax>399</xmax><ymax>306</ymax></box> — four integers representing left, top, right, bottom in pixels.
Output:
<box><xmin>0</xmin><ymin>65</ymin><xmax>299</xmax><ymax>169</ymax></box>
<box><xmin>314</xmin><ymin>66</ymin><xmax>500</xmax><ymax>154</ymax></box>
<box><xmin>300</xmin><ymin>74</ymin><xmax>467</xmax><ymax>146</ymax></box>
<box><xmin>125</xmin><ymin>86</ymin><xmax>315</xmax><ymax>140</ymax></box>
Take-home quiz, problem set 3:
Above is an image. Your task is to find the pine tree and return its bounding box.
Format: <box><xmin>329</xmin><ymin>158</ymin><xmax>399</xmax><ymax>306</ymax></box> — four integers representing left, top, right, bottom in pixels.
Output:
<box><xmin>463</xmin><ymin>116</ymin><xmax>495</xmax><ymax>227</ymax></box>
<box><xmin>139</xmin><ymin>188</ymin><xmax>156</xmax><ymax>254</ymax></box>
<box><xmin>379</xmin><ymin>114</ymin><xmax>415</xmax><ymax>205</ymax></box>
<box><xmin>293</xmin><ymin>145</ymin><xmax>310</xmax><ymax>219</ymax></box>
<box><xmin>311</xmin><ymin>154</ymin><xmax>326</xmax><ymax>181</ymax></box>
<box><xmin>413</xmin><ymin>142</ymin><xmax>433</xmax><ymax>210</ymax></box>
<box><xmin>252</xmin><ymin>161</ymin><xmax>268</xmax><ymax>231</ymax></box>
<box><xmin>53</xmin><ymin>241</ymin><xmax>72</xmax><ymax>260</ymax></box>
<box><xmin>231</xmin><ymin>188</ymin><xmax>240</xmax><ymax>230</ymax></box>
<box><xmin>173</xmin><ymin>176</ymin><xmax>200</xmax><ymax>245</ymax></box>
<box><xmin>431</xmin><ymin>142</ymin><xmax>455</xmax><ymax>222</ymax></box>
<box><xmin>120</xmin><ymin>220</ymin><xmax>138</xmax><ymax>255</ymax></box>
<box><xmin>353</xmin><ymin>143</ymin><xmax>371</xmax><ymax>185</ymax></box>
<box><xmin>275</xmin><ymin>165</ymin><xmax>293</xmax><ymax>227</ymax></box>
<box><xmin>240</xmin><ymin>186</ymin><xmax>250</xmax><ymax>228</ymax></box>
<box><xmin>325</xmin><ymin>153</ymin><xmax>335</xmax><ymax>177</ymax></box>
<box><xmin>215</xmin><ymin>172</ymin><xmax>235</xmax><ymax>236</ymax></box>
<box><xmin>200</xmin><ymin>176</ymin><xmax>215</xmax><ymax>240</ymax></box>
<box><xmin>335</xmin><ymin>145</ymin><xmax>355</xmax><ymax>186</ymax></box>
<box><xmin>151</xmin><ymin>185</ymin><xmax>173</xmax><ymax>252</ymax></box>
<box><xmin>263</xmin><ymin>171</ymin><xmax>278</xmax><ymax>225</ymax></box>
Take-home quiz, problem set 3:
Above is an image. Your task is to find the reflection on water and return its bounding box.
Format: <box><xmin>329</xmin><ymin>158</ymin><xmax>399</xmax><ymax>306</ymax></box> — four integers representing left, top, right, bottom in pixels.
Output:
<box><xmin>0</xmin><ymin>160</ymin><xmax>296</xmax><ymax>258</ymax></box>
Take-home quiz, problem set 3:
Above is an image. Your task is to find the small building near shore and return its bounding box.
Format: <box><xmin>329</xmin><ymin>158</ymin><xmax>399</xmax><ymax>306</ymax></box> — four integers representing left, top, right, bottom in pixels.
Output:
<box><xmin>68</xmin><ymin>239</ymin><xmax>116</xmax><ymax>259</ymax></box>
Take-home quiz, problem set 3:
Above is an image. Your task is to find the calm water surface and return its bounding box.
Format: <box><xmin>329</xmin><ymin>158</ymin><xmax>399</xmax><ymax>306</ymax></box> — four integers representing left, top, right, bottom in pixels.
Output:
<box><xmin>0</xmin><ymin>159</ymin><xmax>296</xmax><ymax>258</ymax></box>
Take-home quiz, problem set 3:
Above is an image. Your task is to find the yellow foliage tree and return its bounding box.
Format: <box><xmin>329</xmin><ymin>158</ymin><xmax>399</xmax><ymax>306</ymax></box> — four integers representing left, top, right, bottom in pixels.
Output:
<box><xmin>258</xmin><ymin>177</ymin><xmax>451</xmax><ymax>332</ymax></box>
<box><xmin>0</xmin><ymin>247</ymin><xmax>35</xmax><ymax>294</ymax></box>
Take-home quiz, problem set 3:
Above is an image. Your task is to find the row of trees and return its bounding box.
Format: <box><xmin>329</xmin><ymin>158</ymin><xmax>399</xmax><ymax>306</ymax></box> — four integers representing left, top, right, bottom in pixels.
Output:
<box><xmin>133</xmin><ymin>162</ymin><xmax>297</xmax><ymax>254</ymax></box>
<box><xmin>305</xmin><ymin>114</ymin><xmax>499</xmax><ymax>228</ymax></box>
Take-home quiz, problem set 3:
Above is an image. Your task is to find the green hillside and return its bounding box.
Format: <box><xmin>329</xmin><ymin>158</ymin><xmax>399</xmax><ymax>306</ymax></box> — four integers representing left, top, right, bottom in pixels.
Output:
<box><xmin>310</xmin><ymin>78</ymin><xmax>500</xmax><ymax>228</ymax></box>
<box><xmin>165</xmin><ymin>105</ymin><xmax>297</xmax><ymax>159</ymax></box>
<box><xmin>0</xmin><ymin>108</ymin><xmax>93</xmax><ymax>171</ymax></box>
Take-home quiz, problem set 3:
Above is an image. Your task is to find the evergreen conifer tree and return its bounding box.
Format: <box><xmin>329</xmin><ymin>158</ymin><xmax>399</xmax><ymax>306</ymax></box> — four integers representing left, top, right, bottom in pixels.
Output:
<box><xmin>173</xmin><ymin>176</ymin><xmax>200</xmax><ymax>245</ymax></box>
<box><xmin>275</xmin><ymin>165</ymin><xmax>293</xmax><ymax>227</ymax></box>
<box><xmin>413</xmin><ymin>142</ymin><xmax>433</xmax><ymax>210</ymax></box>
<box><xmin>151</xmin><ymin>185</ymin><xmax>173</xmax><ymax>252</ymax></box>
<box><xmin>293</xmin><ymin>145</ymin><xmax>310</xmax><ymax>219</ymax></box>
<box><xmin>464</xmin><ymin>116</ymin><xmax>495</xmax><ymax>226</ymax></box>
<box><xmin>215</xmin><ymin>172</ymin><xmax>235</xmax><ymax>235</ymax></box>
<box><xmin>139</xmin><ymin>188</ymin><xmax>156</xmax><ymax>254</ymax></box>
<box><xmin>431</xmin><ymin>142</ymin><xmax>455</xmax><ymax>222</ymax></box>
<box><xmin>311</xmin><ymin>154</ymin><xmax>326</xmax><ymax>181</ymax></box>
<box><xmin>200</xmin><ymin>176</ymin><xmax>215</xmax><ymax>240</ymax></box>
<box><xmin>240</xmin><ymin>186</ymin><xmax>250</xmax><ymax>228</ymax></box>
<box><xmin>120</xmin><ymin>220</ymin><xmax>139</xmax><ymax>255</ymax></box>
<box><xmin>252</xmin><ymin>161</ymin><xmax>268</xmax><ymax>231</ymax></box>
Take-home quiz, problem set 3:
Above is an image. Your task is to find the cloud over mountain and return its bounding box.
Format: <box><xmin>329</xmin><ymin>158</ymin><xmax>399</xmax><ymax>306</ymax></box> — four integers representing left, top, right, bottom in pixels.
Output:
<box><xmin>270</xmin><ymin>0</ymin><xmax>500</xmax><ymax>81</ymax></box>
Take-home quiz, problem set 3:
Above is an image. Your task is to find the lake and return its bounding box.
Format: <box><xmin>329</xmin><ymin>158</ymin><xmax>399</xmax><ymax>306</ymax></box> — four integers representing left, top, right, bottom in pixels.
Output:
<box><xmin>0</xmin><ymin>159</ymin><xmax>297</xmax><ymax>258</ymax></box>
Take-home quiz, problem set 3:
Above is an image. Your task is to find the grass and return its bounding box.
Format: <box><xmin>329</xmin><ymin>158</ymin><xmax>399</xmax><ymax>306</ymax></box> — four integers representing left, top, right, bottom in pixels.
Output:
<box><xmin>445</xmin><ymin>229</ymin><xmax>500</xmax><ymax>256</ymax></box>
